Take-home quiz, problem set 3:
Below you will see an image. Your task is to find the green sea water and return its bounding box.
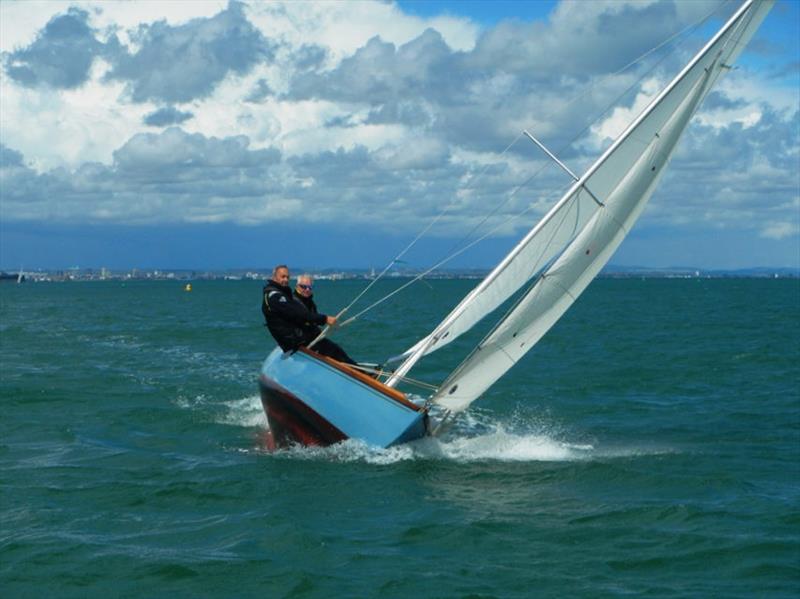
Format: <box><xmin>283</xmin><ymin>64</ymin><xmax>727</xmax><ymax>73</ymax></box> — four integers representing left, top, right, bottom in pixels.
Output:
<box><xmin>1</xmin><ymin>278</ymin><xmax>798</xmax><ymax>598</ymax></box>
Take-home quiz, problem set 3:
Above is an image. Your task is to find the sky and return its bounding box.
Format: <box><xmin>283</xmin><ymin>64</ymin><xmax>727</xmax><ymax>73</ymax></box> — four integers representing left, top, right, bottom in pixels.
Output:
<box><xmin>0</xmin><ymin>0</ymin><xmax>797</xmax><ymax>271</ymax></box>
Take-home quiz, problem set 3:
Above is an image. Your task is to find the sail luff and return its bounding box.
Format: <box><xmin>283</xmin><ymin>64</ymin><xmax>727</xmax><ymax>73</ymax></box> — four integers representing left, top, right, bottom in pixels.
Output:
<box><xmin>431</xmin><ymin>0</ymin><xmax>774</xmax><ymax>412</ymax></box>
<box><xmin>387</xmin><ymin>0</ymin><xmax>765</xmax><ymax>388</ymax></box>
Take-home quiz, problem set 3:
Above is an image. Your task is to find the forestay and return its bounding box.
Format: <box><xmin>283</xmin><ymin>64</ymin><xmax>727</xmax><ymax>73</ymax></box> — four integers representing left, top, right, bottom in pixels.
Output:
<box><xmin>388</xmin><ymin>0</ymin><xmax>773</xmax><ymax>406</ymax></box>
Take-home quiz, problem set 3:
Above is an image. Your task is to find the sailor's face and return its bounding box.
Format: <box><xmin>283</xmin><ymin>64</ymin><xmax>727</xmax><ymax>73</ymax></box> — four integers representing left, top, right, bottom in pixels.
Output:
<box><xmin>296</xmin><ymin>278</ymin><xmax>313</xmax><ymax>297</ymax></box>
<box><xmin>275</xmin><ymin>268</ymin><xmax>289</xmax><ymax>286</ymax></box>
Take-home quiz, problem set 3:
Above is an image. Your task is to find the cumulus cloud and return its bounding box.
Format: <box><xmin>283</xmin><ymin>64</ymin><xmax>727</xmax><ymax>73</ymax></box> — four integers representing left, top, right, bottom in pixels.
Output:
<box><xmin>245</xmin><ymin>78</ymin><xmax>273</xmax><ymax>103</ymax></box>
<box><xmin>281</xmin><ymin>1</ymin><xmax>741</xmax><ymax>155</ymax></box>
<box><xmin>1</xmin><ymin>129</ymin><xmax>284</xmax><ymax>224</ymax></box>
<box><xmin>144</xmin><ymin>106</ymin><xmax>194</xmax><ymax>127</ymax></box>
<box><xmin>2</xmin><ymin>127</ymin><xmax>531</xmax><ymax>234</ymax></box>
<box><xmin>0</xmin><ymin>0</ymin><xmax>797</xmax><ymax>268</ymax></box>
<box><xmin>639</xmin><ymin>104</ymin><xmax>800</xmax><ymax>237</ymax></box>
<box><xmin>761</xmin><ymin>221</ymin><xmax>798</xmax><ymax>240</ymax></box>
<box><xmin>113</xmin><ymin>127</ymin><xmax>277</xmax><ymax>171</ymax></box>
<box><xmin>3</xmin><ymin>7</ymin><xmax>111</xmax><ymax>89</ymax></box>
<box><xmin>106</xmin><ymin>1</ymin><xmax>275</xmax><ymax>103</ymax></box>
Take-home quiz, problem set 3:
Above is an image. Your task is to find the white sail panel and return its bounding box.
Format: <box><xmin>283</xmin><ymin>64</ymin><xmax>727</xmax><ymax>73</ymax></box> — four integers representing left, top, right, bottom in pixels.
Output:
<box><xmin>386</xmin><ymin>187</ymin><xmax>600</xmax><ymax>377</ymax></box>
<box><xmin>433</xmin><ymin>0</ymin><xmax>774</xmax><ymax>412</ymax></box>
<box><xmin>422</xmin><ymin>188</ymin><xmax>598</xmax><ymax>348</ymax></box>
<box><xmin>434</xmin><ymin>125</ymin><xmax>676</xmax><ymax>411</ymax></box>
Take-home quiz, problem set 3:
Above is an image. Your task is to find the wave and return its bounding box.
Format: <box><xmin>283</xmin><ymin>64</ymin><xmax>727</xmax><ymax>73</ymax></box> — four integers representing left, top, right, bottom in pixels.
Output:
<box><xmin>191</xmin><ymin>394</ymin><xmax>671</xmax><ymax>464</ymax></box>
<box><xmin>216</xmin><ymin>395</ymin><xmax>268</xmax><ymax>428</ymax></box>
<box><xmin>265</xmin><ymin>429</ymin><xmax>596</xmax><ymax>464</ymax></box>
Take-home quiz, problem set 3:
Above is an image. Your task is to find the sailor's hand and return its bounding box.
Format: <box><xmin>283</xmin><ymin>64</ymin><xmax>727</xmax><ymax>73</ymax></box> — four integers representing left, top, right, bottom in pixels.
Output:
<box><xmin>326</xmin><ymin>315</ymin><xmax>337</xmax><ymax>326</ymax></box>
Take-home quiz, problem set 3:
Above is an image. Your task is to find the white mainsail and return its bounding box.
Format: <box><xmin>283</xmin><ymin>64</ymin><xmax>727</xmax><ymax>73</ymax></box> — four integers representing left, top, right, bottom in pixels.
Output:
<box><xmin>388</xmin><ymin>0</ymin><xmax>773</xmax><ymax>405</ymax></box>
<box><xmin>436</xmin><ymin>67</ymin><xmax>712</xmax><ymax>411</ymax></box>
<box><xmin>387</xmin><ymin>183</ymin><xmax>600</xmax><ymax>373</ymax></box>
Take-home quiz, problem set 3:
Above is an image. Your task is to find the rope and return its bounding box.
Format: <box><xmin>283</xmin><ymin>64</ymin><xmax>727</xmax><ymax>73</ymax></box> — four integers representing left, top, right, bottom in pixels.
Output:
<box><xmin>348</xmin><ymin>363</ymin><xmax>439</xmax><ymax>391</ymax></box>
<box><xmin>336</xmin><ymin>133</ymin><xmax>527</xmax><ymax>319</ymax></box>
<box><xmin>338</xmin><ymin>180</ymin><xmax>570</xmax><ymax>327</ymax></box>
<box><xmin>309</xmin><ymin>136</ymin><xmax>528</xmax><ymax>350</ymax></box>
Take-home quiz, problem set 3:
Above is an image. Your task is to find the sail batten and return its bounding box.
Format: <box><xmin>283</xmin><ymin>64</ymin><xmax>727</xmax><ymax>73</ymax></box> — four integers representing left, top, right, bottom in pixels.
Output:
<box><xmin>426</xmin><ymin>0</ymin><xmax>774</xmax><ymax>411</ymax></box>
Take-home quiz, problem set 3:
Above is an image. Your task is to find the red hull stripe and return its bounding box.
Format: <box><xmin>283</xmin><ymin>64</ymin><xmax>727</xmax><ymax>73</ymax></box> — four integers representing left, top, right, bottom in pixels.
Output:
<box><xmin>259</xmin><ymin>375</ymin><xmax>347</xmax><ymax>447</ymax></box>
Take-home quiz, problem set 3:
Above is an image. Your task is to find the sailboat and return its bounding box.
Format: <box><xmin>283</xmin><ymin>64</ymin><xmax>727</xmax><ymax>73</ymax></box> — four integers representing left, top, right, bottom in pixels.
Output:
<box><xmin>259</xmin><ymin>0</ymin><xmax>774</xmax><ymax>448</ymax></box>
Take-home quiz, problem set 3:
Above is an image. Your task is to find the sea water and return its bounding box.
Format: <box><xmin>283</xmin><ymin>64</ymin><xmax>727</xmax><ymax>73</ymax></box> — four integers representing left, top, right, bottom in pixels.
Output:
<box><xmin>1</xmin><ymin>278</ymin><xmax>798</xmax><ymax>597</ymax></box>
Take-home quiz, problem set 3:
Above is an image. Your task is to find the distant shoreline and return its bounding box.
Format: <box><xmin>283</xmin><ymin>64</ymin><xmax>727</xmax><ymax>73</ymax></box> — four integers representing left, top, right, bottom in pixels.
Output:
<box><xmin>2</xmin><ymin>266</ymin><xmax>798</xmax><ymax>283</ymax></box>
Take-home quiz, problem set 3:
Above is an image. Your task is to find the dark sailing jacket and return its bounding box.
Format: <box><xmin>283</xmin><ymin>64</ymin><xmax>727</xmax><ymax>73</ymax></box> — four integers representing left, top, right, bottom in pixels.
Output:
<box><xmin>262</xmin><ymin>279</ymin><xmax>327</xmax><ymax>351</ymax></box>
<box><xmin>293</xmin><ymin>290</ymin><xmax>322</xmax><ymax>341</ymax></box>
<box><xmin>293</xmin><ymin>291</ymin><xmax>317</xmax><ymax>314</ymax></box>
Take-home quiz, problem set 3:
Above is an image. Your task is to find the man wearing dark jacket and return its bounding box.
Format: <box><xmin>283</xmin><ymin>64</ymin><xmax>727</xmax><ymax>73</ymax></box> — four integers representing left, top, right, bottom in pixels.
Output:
<box><xmin>293</xmin><ymin>273</ymin><xmax>356</xmax><ymax>365</ymax></box>
<box><xmin>262</xmin><ymin>265</ymin><xmax>333</xmax><ymax>352</ymax></box>
<box><xmin>261</xmin><ymin>265</ymin><xmax>355</xmax><ymax>365</ymax></box>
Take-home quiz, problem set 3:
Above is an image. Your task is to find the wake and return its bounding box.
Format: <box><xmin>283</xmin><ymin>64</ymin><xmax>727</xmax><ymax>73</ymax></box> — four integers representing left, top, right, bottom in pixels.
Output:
<box><xmin>209</xmin><ymin>394</ymin><xmax>669</xmax><ymax>464</ymax></box>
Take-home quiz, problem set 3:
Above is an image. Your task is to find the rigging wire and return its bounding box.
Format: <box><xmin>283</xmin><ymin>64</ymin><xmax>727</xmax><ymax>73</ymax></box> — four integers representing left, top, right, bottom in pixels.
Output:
<box><xmin>337</xmin><ymin>179</ymin><xmax>573</xmax><ymax>327</ymax></box>
<box><xmin>332</xmin><ymin>133</ymin><xmax>527</xmax><ymax>322</ymax></box>
<box><xmin>308</xmin><ymin>135</ymin><xmax>526</xmax><ymax>349</ymax></box>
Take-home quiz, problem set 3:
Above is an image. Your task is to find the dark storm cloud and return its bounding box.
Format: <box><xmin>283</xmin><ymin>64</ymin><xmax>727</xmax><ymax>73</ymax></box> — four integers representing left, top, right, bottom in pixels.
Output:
<box><xmin>143</xmin><ymin>107</ymin><xmax>195</xmax><ymax>127</ymax></box>
<box><xmin>3</xmin><ymin>7</ymin><xmax>110</xmax><ymax>89</ymax></box>
<box><xmin>106</xmin><ymin>1</ymin><xmax>275</xmax><ymax>103</ymax></box>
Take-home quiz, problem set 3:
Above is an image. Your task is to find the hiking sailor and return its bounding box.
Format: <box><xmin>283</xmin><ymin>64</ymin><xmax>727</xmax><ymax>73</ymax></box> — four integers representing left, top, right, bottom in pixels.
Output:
<box><xmin>261</xmin><ymin>265</ymin><xmax>355</xmax><ymax>364</ymax></box>
<box><xmin>293</xmin><ymin>273</ymin><xmax>357</xmax><ymax>365</ymax></box>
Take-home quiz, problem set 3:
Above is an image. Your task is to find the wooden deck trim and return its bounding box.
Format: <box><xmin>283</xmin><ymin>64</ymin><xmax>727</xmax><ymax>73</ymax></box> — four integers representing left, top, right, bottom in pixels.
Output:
<box><xmin>297</xmin><ymin>347</ymin><xmax>422</xmax><ymax>412</ymax></box>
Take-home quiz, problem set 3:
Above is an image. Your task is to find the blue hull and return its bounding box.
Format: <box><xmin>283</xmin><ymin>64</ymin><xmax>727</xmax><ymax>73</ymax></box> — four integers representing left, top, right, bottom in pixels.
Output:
<box><xmin>259</xmin><ymin>348</ymin><xmax>428</xmax><ymax>448</ymax></box>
